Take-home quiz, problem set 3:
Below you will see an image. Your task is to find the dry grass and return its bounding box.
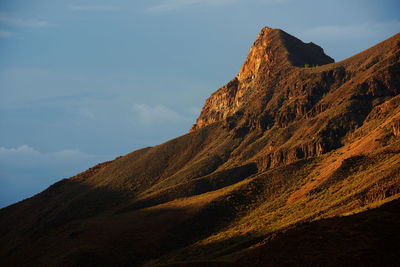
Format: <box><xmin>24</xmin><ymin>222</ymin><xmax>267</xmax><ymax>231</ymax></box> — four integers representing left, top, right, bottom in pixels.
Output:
<box><xmin>1</xmin><ymin>31</ymin><xmax>400</xmax><ymax>267</ymax></box>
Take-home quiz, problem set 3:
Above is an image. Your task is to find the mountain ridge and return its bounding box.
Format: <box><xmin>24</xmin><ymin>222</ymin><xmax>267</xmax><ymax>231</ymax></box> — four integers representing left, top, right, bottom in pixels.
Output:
<box><xmin>1</xmin><ymin>28</ymin><xmax>400</xmax><ymax>267</ymax></box>
<box><xmin>190</xmin><ymin>27</ymin><xmax>334</xmax><ymax>132</ymax></box>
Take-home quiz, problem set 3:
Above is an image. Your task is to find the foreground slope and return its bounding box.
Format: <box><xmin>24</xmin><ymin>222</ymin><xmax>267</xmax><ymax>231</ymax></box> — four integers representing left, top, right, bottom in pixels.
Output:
<box><xmin>1</xmin><ymin>28</ymin><xmax>400</xmax><ymax>266</ymax></box>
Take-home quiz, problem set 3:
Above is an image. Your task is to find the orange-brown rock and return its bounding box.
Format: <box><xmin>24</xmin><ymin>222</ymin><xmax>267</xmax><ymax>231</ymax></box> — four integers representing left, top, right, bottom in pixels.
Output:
<box><xmin>190</xmin><ymin>27</ymin><xmax>334</xmax><ymax>132</ymax></box>
<box><xmin>393</xmin><ymin>119</ymin><xmax>400</xmax><ymax>136</ymax></box>
<box><xmin>1</xmin><ymin>28</ymin><xmax>400</xmax><ymax>267</ymax></box>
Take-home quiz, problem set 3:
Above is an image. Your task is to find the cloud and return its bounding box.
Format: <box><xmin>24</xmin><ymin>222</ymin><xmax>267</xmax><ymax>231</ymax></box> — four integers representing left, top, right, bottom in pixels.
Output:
<box><xmin>0</xmin><ymin>29</ymin><xmax>13</xmax><ymax>38</ymax></box>
<box><xmin>0</xmin><ymin>145</ymin><xmax>107</xmax><ymax>208</ymax></box>
<box><xmin>69</xmin><ymin>5</ymin><xmax>120</xmax><ymax>11</ymax></box>
<box><xmin>147</xmin><ymin>0</ymin><xmax>238</xmax><ymax>13</ymax></box>
<box><xmin>0</xmin><ymin>145</ymin><xmax>40</xmax><ymax>156</ymax></box>
<box><xmin>0</xmin><ymin>68</ymin><xmax>106</xmax><ymax>110</ymax></box>
<box><xmin>0</xmin><ymin>12</ymin><xmax>52</xmax><ymax>28</ymax></box>
<box><xmin>0</xmin><ymin>145</ymin><xmax>101</xmax><ymax>177</ymax></box>
<box><xmin>0</xmin><ymin>145</ymin><xmax>93</xmax><ymax>162</ymax></box>
<box><xmin>302</xmin><ymin>20</ymin><xmax>400</xmax><ymax>40</ymax></box>
<box><xmin>133</xmin><ymin>104</ymin><xmax>187</xmax><ymax>124</ymax></box>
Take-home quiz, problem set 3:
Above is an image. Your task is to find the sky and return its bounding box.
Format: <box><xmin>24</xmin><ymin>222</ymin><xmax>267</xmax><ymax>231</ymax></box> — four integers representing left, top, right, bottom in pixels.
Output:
<box><xmin>0</xmin><ymin>0</ymin><xmax>399</xmax><ymax>208</ymax></box>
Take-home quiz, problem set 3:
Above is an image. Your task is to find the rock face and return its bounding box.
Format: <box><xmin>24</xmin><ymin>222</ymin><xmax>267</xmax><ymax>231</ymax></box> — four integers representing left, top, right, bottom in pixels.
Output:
<box><xmin>189</xmin><ymin>77</ymin><xmax>240</xmax><ymax>131</ymax></box>
<box><xmin>190</xmin><ymin>27</ymin><xmax>334</xmax><ymax>132</ymax></box>
<box><xmin>394</xmin><ymin>119</ymin><xmax>400</xmax><ymax>136</ymax></box>
<box><xmin>190</xmin><ymin>27</ymin><xmax>400</xmax><ymax>169</ymax></box>
<box><xmin>1</xmin><ymin>28</ymin><xmax>400</xmax><ymax>267</ymax></box>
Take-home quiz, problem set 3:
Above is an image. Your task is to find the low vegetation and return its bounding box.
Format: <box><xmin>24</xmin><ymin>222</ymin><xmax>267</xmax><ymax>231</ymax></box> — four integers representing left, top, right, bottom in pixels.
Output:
<box><xmin>1</xmin><ymin>28</ymin><xmax>400</xmax><ymax>267</ymax></box>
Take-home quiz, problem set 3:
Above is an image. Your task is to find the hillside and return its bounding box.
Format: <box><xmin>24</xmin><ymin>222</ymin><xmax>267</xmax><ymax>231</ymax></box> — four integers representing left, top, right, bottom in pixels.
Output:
<box><xmin>1</xmin><ymin>27</ymin><xmax>400</xmax><ymax>266</ymax></box>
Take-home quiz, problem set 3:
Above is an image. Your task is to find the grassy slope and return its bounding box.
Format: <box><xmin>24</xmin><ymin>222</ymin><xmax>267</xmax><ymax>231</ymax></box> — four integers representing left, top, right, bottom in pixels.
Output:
<box><xmin>0</xmin><ymin>33</ymin><xmax>400</xmax><ymax>266</ymax></box>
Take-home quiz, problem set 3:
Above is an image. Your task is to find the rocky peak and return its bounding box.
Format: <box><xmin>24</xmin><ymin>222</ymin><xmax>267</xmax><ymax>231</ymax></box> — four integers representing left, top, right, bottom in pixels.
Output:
<box><xmin>190</xmin><ymin>27</ymin><xmax>334</xmax><ymax>132</ymax></box>
<box><xmin>238</xmin><ymin>27</ymin><xmax>333</xmax><ymax>82</ymax></box>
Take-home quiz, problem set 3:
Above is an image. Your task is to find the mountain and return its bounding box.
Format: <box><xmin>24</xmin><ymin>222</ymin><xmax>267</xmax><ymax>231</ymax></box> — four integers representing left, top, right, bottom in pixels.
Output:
<box><xmin>1</xmin><ymin>27</ymin><xmax>400</xmax><ymax>267</ymax></box>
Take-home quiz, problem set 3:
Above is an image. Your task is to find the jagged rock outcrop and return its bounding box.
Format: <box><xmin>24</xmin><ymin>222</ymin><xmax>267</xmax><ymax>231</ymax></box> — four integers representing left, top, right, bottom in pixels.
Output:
<box><xmin>189</xmin><ymin>77</ymin><xmax>239</xmax><ymax>131</ymax></box>
<box><xmin>1</xmin><ymin>27</ymin><xmax>400</xmax><ymax>267</ymax></box>
<box><xmin>190</xmin><ymin>27</ymin><xmax>334</xmax><ymax>132</ymax></box>
<box><xmin>394</xmin><ymin>119</ymin><xmax>400</xmax><ymax>136</ymax></box>
<box><xmin>190</xmin><ymin>27</ymin><xmax>400</xmax><ymax>170</ymax></box>
<box><xmin>256</xmin><ymin>141</ymin><xmax>325</xmax><ymax>170</ymax></box>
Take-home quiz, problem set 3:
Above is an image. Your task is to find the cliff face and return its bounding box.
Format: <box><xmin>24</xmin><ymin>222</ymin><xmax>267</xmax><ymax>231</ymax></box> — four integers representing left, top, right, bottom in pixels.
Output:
<box><xmin>191</xmin><ymin>27</ymin><xmax>400</xmax><ymax>170</ymax></box>
<box><xmin>190</xmin><ymin>27</ymin><xmax>334</xmax><ymax>132</ymax></box>
<box><xmin>394</xmin><ymin>119</ymin><xmax>400</xmax><ymax>136</ymax></box>
<box><xmin>1</xmin><ymin>28</ymin><xmax>400</xmax><ymax>267</ymax></box>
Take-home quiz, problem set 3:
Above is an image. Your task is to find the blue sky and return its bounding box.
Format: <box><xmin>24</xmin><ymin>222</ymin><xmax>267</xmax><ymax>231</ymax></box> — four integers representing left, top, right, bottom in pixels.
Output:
<box><xmin>0</xmin><ymin>0</ymin><xmax>399</xmax><ymax>207</ymax></box>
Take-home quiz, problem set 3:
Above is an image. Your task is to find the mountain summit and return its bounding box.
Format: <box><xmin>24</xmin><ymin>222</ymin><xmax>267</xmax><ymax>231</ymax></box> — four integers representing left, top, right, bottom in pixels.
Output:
<box><xmin>238</xmin><ymin>27</ymin><xmax>333</xmax><ymax>80</ymax></box>
<box><xmin>190</xmin><ymin>27</ymin><xmax>334</xmax><ymax>132</ymax></box>
<box><xmin>1</xmin><ymin>28</ymin><xmax>400</xmax><ymax>267</ymax></box>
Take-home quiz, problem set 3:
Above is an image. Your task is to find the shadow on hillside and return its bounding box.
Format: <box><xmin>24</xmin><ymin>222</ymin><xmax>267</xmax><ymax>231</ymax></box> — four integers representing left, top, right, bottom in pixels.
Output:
<box><xmin>0</xmin><ymin>178</ymin><xmax>135</xmax><ymax>265</ymax></box>
<box><xmin>0</xmin><ymin>176</ymin><xmax>256</xmax><ymax>267</ymax></box>
<box><xmin>174</xmin><ymin>197</ymin><xmax>400</xmax><ymax>266</ymax></box>
<box><xmin>2</xmin><ymin>174</ymin><xmax>400</xmax><ymax>267</ymax></box>
<box><xmin>118</xmin><ymin>163</ymin><xmax>258</xmax><ymax>213</ymax></box>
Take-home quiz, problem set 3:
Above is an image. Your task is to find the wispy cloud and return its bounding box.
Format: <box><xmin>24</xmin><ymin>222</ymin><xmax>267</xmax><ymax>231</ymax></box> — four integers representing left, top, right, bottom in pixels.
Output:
<box><xmin>0</xmin><ymin>12</ymin><xmax>52</xmax><ymax>28</ymax></box>
<box><xmin>302</xmin><ymin>20</ymin><xmax>400</xmax><ymax>40</ymax></box>
<box><xmin>69</xmin><ymin>5</ymin><xmax>120</xmax><ymax>11</ymax></box>
<box><xmin>133</xmin><ymin>104</ymin><xmax>187</xmax><ymax>125</ymax></box>
<box><xmin>0</xmin><ymin>145</ymin><xmax>39</xmax><ymax>155</ymax></box>
<box><xmin>0</xmin><ymin>29</ymin><xmax>13</xmax><ymax>38</ymax></box>
<box><xmin>148</xmin><ymin>0</ymin><xmax>238</xmax><ymax>13</ymax></box>
<box><xmin>0</xmin><ymin>144</ymin><xmax>105</xmax><ymax>207</ymax></box>
<box><xmin>0</xmin><ymin>144</ymin><xmax>99</xmax><ymax>171</ymax></box>
<box><xmin>0</xmin><ymin>145</ymin><xmax>98</xmax><ymax>173</ymax></box>
<box><xmin>0</xmin><ymin>145</ymin><xmax>90</xmax><ymax>160</ymax></box>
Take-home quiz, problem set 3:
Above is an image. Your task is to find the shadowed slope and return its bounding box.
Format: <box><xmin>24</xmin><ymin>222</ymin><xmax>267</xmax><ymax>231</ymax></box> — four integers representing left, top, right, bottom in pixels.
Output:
<box><xmin>231</xmin><ymin>198</ymin><xmax>400</xmax><ymax>266</ymax></box>
<box><xmin>0</xmin><ymin>28</ymin><xmax>400</xmax><ymax>267</ymax></box>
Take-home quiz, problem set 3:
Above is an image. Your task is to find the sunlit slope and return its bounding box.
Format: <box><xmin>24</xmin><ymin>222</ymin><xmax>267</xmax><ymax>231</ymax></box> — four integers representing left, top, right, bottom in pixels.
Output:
<box><xmin>0</xmin><ymin>29</ymin><xmax>399</xmax><ymax>267</ymax></box>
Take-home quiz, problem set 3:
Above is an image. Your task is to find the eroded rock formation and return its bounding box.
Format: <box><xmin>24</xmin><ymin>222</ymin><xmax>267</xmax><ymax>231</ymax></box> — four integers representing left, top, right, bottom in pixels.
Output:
<box><xmin>190</xmin><ymin>27</ymin><xmax>334</xmax><ymax>132</ymax></box>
